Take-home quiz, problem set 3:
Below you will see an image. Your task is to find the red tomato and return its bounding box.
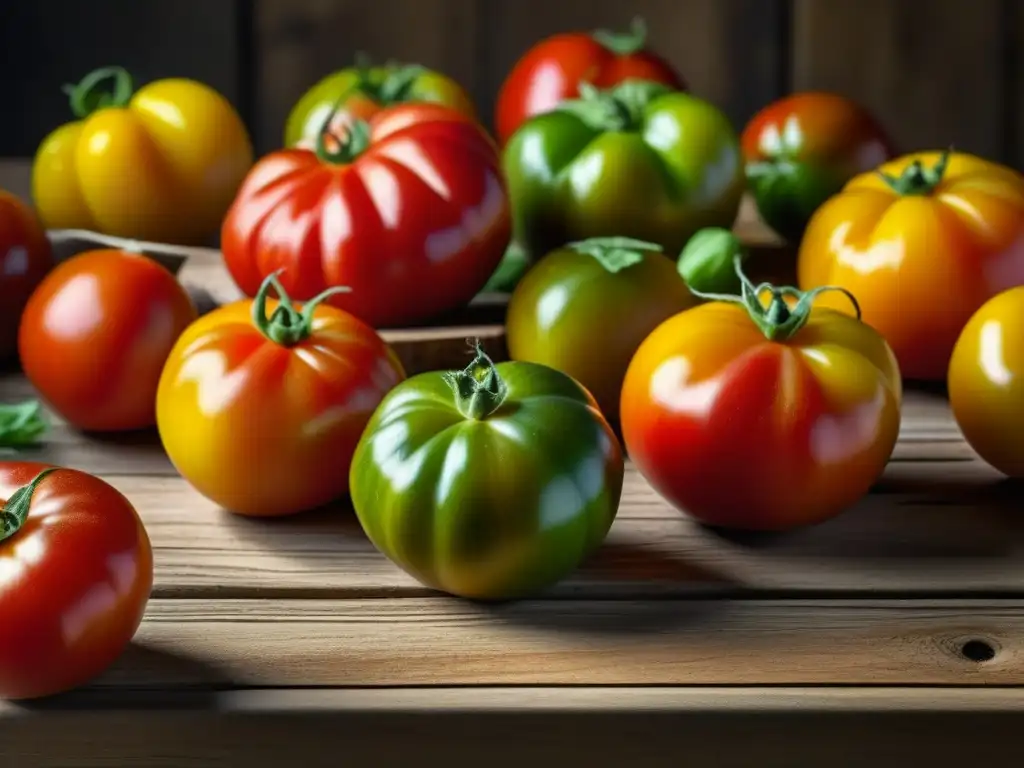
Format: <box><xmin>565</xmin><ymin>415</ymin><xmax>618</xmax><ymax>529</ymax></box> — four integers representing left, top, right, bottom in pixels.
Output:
<box><xmin>18</xmin><ymin>249</ymin><xmax>197</xmax><ymax>432</ymax></box>
<box><xmin>221</xmin><ymin>103</ymin><xmax>511</xmax><ymax>329</ymax></box>
<box><xmin>0</xmin><ymin>462</ymin><xmax>153</xmax><ymax>699</ymax></box>
<box><xmin>156</xmin><ymin>273</ymin><xmax>406</xmax><ymax>517</ymax></box>
<box><xmin>620</xmin><ymin>269</ymin><xmax>902</xmax><ymax>531</ymax></box>
<box><xmin>0</xmin><ymin>191</ymin><xmax>53</xmax><ymax>360</ymax></box>
<box><xmin>495</xmin><ymin>17</ymin><xmax>686</xmax><ymax>146</ymax></box>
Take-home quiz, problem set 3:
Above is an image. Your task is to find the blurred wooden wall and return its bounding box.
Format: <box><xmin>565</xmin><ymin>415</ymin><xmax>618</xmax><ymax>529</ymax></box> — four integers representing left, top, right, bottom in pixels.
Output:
<box><xmin>1</xmin><ymin>0</ymin><xmax>1021</xmax><ymax>200</ymax></box>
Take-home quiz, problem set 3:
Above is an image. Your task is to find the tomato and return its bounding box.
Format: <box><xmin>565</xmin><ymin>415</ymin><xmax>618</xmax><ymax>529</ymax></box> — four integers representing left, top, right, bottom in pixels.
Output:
<box><xmin>157</xmin><ymin>273</ymin><xmax>405</xmax><ymax>517</ymax></box>
<box><xmin>18</xmin><ymin>249</ymin><xmax>197</xmax><ymax>432</ymax></box>
<box><xmin>350</xmin><ymin>344</ymin><xmax>623</xmax><ymax>600</ymax></box>
<box><xmin>948</xmin><ymin>286</ymin><xmax>1024</xmax><ymax>478</ymax></box>
<box><xmin>498</xmin><ymin>80</ymin><xmax>743</xmax><ymax>289</ymax></box>
<box><xmin>0</xmin><ymin>462</ymin><xmax>152</xmax><ymax>699</ymax></box>
<box><xmin>798</xmin><ymin>150</ymin><xmax>1024</xmax><ymax>381</ymax></box>
<box><xmin>621</xmin><ymin>257</ymin><xmax>902</xmax><ymax>531</ymax></box>
<box><xmin>506</xmin><ymin>237</ymin><xmax>696</xmax><ymax>423</ymax></box>
<box><xmin>0</xmin><ymin>191</ymin><xmax>52</xmax><ymax>360</ymax></box>
<box><xmin>742</xmin><ymin>92</ymin><xmax>894</xmax><ymax>243</ymax></box>
<box><xmin>284</xmin><ymin>61</ymin><xmax>477</xmax><ymax>148</ymax></box>
<box><xmin>495</xmin><ymin>17</ymin><xmax>685</xmax><ymax>146</ymax></box>
<box><xmin>222</xmin><ymin>103</ymin><xmax>511</xmax><ymax>329</ymax></box>
<box><xmin>32</xmin><ymin>66</ymin><xmax>253</xmax><ymax>245</ymax></box>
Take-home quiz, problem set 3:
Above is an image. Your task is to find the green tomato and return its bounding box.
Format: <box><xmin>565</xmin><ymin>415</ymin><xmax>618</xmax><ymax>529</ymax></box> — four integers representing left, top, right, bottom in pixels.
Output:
<box><xmin>498</xmin><ymin>79</ymin><xmax>745</xmax><ymax>287</ymax></box>
<box><xmin>349</xmin><ymin>346</ymin><xmax>624</xmax><ymax>601</ymax></box>
<box><xmin>506</xmin><ymin>237</ymin><xmax>696</xmax><ymax>423</ymax></box>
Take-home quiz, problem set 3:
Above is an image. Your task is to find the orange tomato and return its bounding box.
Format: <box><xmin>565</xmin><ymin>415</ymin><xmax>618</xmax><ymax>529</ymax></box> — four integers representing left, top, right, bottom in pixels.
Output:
<box><xmin>0</xmin><ymin>191</ymin><xmax>52</xmax><ymax>360</ymax></box>
<box><xmin>948</xmin><ymin>286</ymin><xmax>1024</xmax><ymax>477</ymax></box>
<box><xmin>620</xmin><ymin>267</ymin><xmax>901</xmax><ymax>531</ymax></box>
<box><xmin>798</xmin><ymin>150</ymin><xmax>1024</xmax><ymax>381</ymax></box>
<box><xmin>156</xmin><ymin>274</ymin><xmax>406</xmax><ymax>517</ymax></box>
<box><xmin>18</xmin><ymin>249</ymin><xmax>196</xmax><ymax>432</ymax></box>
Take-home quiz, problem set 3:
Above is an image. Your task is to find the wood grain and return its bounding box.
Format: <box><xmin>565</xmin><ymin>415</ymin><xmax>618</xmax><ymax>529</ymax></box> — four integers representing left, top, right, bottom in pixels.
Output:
<box><xmin>252</xmin><ymin>0</ymin><xmax>481</xmax><ymax>152</ymax></box>
<box><xmin>792</xmin><ymin>0</ymin><xmax>1006</xmax><ymax>160</ymax></box>
<box><xmin>479</xmin><ymin>0</ymin><xmax>786</xmax><ymax>132</ymax></box>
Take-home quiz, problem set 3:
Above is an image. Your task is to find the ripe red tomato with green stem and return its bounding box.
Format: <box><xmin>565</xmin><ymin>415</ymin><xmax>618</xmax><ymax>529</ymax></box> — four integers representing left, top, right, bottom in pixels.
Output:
<box><xmin>495</xmin><ymin>17</ymin><xmax>686</xmax><ymax>146</ymax></box>
<box><xmin>0</xmin><ymin>462</ymin><xmax>153</xmax><ymax>700</ymax></box>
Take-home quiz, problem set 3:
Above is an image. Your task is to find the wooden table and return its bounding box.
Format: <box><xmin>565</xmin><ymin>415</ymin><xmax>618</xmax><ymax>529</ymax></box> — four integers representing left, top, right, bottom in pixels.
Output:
<box><xmin>3</xmin><ymin>217</ymin><xmax>1024</xmax><ymax>767</ymax></box>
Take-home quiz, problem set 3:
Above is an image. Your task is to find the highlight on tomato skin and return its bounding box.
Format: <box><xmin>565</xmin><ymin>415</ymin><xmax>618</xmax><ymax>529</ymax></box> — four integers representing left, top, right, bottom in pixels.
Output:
<box><xmin>0</xmin><ymin>463</ymin><xmax>153</xmax><ymax>701</ymax></box>
<box><xmin>620</xmin><ymin>253</ymin><xmax>902</xmax><ymax>532</ymax></box>
<box><xmin>948</xmin><ymin>286</ymin><xmax>1024</xmax><ymax>479</ymax></box>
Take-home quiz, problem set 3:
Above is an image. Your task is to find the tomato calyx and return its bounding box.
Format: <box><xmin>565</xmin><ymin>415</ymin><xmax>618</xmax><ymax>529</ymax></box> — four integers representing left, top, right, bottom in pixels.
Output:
<box><xmin>316</xmin><ymin>118</ymin><xmax>372</xmax><ymax>165</ymax></box>
<box><xmin>567</xmin><ymin>236</ymin><xmax>662</xmax><ymax>273</ymax></box>
<box><xmin>688</xmin><ymin>256</ymin><xmax>862</xmax><ymax>342</ymax></box>
<box><xmin>677</xmin><ymin>228</ymin><xmax>750</xmax><ymax>295</ymax></box>
<box><xmin>591</xmin><ymin>16</ymin><xmax>649</xmax><ymax>56</ymax></box>
<box><xmin>557</xmin><ymin>79</ymin><xmax>673</xmax><ymax>133</ymax></box>
<box><xmin>0</xmin><ymin>467</ymin><xmax>58</xmax><ymax>543</ymax></box>
<box><xmin>251</xmin><ymin>272</ymin><xmax>351</xmax><ymax>346</ymax></box>
<box><xmin>877</xmin><ymin>148</ymin><xmax>952</xmax><ymax>196</ymax></box>
<box><xmin>62</xmin><ymin>66</ymin><xmax>134</xmax><ymax>119</ymax></box>
<box><xmin>0</xmin><ymin>400</ymin><xmax>49</xmax><ymax>452</ymax></box>
<box><xmin>443</xmin><ymin>340</ymin><xmax>508</xmax><ymax>420</ymax></box>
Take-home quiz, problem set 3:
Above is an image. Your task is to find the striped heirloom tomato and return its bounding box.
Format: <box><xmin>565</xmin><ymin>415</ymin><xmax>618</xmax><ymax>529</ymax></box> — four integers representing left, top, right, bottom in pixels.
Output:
<box><xmin>621</xmin><ymin>256</ymin><xmax>902</xmax><ymax>531</ymax></box>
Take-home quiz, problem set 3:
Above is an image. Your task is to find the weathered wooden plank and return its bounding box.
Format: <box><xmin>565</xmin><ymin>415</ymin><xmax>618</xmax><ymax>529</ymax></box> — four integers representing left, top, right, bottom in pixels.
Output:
<box><xmin>480</xmin><ymin>0</ymin><xmax>786</xmax><ymax>132</ymax></box>
<box><xmin>251</xmin><ymin>0</ymin><xmax>481</xmax><ymax>152</ymax></box>
<box><xmin>66</xmin><ymin>598</ymin><xmax>1024</xmax><ymax>687</ymax></box>
<box><xmin>791</xmin><ymin>0</ymin><xmax>1005</xmax><ymax>161</ymax></box>
<box><xmin>5</xmin><ymin>689</ymin><xmax>1022</xmax><ymax>768</ymax></box>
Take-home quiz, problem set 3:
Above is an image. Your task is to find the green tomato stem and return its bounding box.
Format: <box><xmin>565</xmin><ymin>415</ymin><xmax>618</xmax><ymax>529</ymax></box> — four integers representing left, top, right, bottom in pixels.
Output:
<box><xmin>566</xmin><ymin>236</ymin><xmax>663</xmax><ymax>273</ymax></box>
<box><xmin>0</xmin><ymin>467</ymin><xmax>58</xmax><ymax>543</ymax></box>
<box><xmin>556</xmin><ymin>78</ymin><xmax>673</xmax><ymax>133</ymax></box>
<box><xmin>62</xmin><ymin>66</ymin><xmax>134</xmax><ymax>119</ymax></box>
<box><xmin>591</xmin><ymin>17</ymin><xmax>648</xmax><ymax>55</ymax></box>
<box><xmin>687</xmin><ymin>255</ymin><xmax>862</xmax><ymax>342</ymax></box>
<box><xmin>443</xmin><ymin>340</ymin><xmax>508</xmax><ymax>420</ymax></box>
<box><xmin>251</xmin><ymin>272</ymin><xmax>351</xmax><ymax>346</ymax></box>
<box><xmin>877</xmin><ymin>148</ymin><xmax>952</xmax><ymax>196</ymax></box>
<box><xmin>0</xmin><ymin>400</ymin><xmax>48</xmax><ymax>451</ymax></box>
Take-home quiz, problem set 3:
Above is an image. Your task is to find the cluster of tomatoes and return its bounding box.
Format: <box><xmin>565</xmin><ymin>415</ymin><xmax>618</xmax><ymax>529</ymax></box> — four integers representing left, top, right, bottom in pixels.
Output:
<box><xmin>2</xmin><ymin>17</ymin><xmax>1024</xmax><ymax>700</ymax></box>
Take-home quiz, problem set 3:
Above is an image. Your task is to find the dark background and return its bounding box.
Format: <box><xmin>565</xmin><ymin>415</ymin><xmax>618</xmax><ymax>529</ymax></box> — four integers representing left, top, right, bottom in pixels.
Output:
<box><xmin>1</xmin><ymin>0</ymin><xmax>1020</xmax><ymax>166</ymax></box>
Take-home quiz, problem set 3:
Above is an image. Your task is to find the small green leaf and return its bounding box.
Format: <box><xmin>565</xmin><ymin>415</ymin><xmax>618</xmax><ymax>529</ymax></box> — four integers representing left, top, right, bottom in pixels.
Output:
<box><xmin>0</xmin><ymin>467</ymin><xmax>58</xmax><ymax>542</ymax></box>
<box><xmin>567</xmin><ymin>237</ymin><xmax>663</xmax><ymax>274</ymax></box>
<box><xmin>677</xmin><ymin>227</ymin><xmax>747</xmax><ymax>295</ymax></box>
<box><xmin>0</xmin><ymin>400</ymin><xmax>49</xmax><ymax>451</ymax></box>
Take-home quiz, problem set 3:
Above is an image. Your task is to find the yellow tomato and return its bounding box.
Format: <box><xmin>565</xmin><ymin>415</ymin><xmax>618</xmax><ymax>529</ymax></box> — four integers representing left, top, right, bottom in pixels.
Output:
<box><xmin>32</xmin><ymin>67</ymin><xmax>253</xmax><ymax>245</ymax></box>
<box><xmin>948</xmin><ymin>286</ymin><xmax>1024</xmax><ymax>478</ymax></box>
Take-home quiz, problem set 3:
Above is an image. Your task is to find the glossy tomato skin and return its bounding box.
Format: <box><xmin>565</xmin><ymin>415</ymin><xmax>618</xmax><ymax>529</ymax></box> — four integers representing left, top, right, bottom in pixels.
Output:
<box><xmin>0</xmin><ymin>462</ymin><xmax>152</xmax><ymax>700</ymax></box>
<box><xmin>742</xmin><ymin>92</ymin><xmax>894</xmax><ymax>242</ymax></box>
<box><xmin>503</xmin><ymin>86</ymin><xmax>743</xmax><ymax>270</ymax></box>
<box><xmin>19</xmin><ymin>249</ymin><xmax>197</xmax><ymax>432</ymax></box>
<box><xmin>506</xmin><ymin>244</ymin><xmax>696</xmax><ymax>423</ymax></box>
<box><xmin>350</xmin><ymin>359</ymin><xmax>623</xmax><ymax>600</ymax></box>
<box><xmin>0</xmin><ymin>191</ymin><xmax>52</xmax><ymax>360</ymax></box>
<box><xmin>284</xmin><ymin>65</ymin><xmax>478</xmax><ymax>148</ymax></box>
<box><xmin>156</xmin><ymin>297</ymin><xmax>406</xmax><ymax>517</ymax></box>
<box><xmin>621</xmin><ymin>304</ymin><xmax>902</xmax><ymax>531</ymax></box>
<box><xmin>495</xmin><ymin>26</ymin><xmax>685</xmax><ymax>146</ymax></box>
<box><xmin>32</xmin><ymin>71</ymin><xmax>253</xmax><ymax>244</ymax></box>
<box><xmin>222</xmin><ymin>103</ymin><xmax>511</xmax><ymax>329</ymax></box>
<box><xmin>948</xmin><ymin>287</ymin><xmax>1024</xmax><ymax>478</ymax></box>
<box><xmin>798</xmin><ymin>151</ymin><xmax>1024</xmax><ymax>382</ymax></box>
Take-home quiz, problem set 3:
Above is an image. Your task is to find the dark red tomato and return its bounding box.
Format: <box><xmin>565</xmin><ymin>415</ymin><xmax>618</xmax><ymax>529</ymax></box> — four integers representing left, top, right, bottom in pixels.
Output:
<box><xmin>0</xmin><ymin>191</ymin><xmax>52</xmax><ymax>361</ymax></box>
<box><xmin>0</xmin><ymin>463</ymin><xmax>153</xmax><ymax>699</ymax></box>
<box><xmin>741</xmin><ymin>92</ymin><xmax>894</xmax><ymax>242</ymax></box>
<box><xmin>495</xmin><ymin>17</ymin><xmax>686</xmax><ymax>146</ymax></box>
<box><xmin>221</xmin><ymin>103</ymin><xmax>511</xmax><ymax>329</ymax></box>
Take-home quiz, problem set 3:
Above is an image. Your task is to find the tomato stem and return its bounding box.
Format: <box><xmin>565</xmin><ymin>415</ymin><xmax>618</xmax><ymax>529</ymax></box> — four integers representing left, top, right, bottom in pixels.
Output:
<box><xmin>62</xmin><ymin>66</ymin><xmax>134</xmax><ymax>119</ymax></box>
<box><xmin>349</xmin><ymin>56</ymin><xmax>428</xmax><ymax>104</ymax></box>
<box><xmin>556</xmin><ymin>79</ymin><xmax>672</xmax><ymax>133</ymax></box>
<box><xmin>687</xmin><ymin>256</ymin><xmax>862</xmax><ymax>342</ymax></box>
<box><xmin>877</xmin><ymin>148</ymin><xmax>952</xmax><ymax>196</ymax></box>
<box><xmin>251</xmin><ymin>272</ymin><xmax>351</xmax><ymax>346</ymax></box>
<box><xmin>592</xmin><ymin>17</ymin><xmax>648</xmax><ymax>55</ymax></box>
<box><xmin>443</xmin><ymin>340</ymin><xmax>508</xmax><ymax>420</ymax></box>
<box><xmin>0</xmin><ymin>467</ymin><xmax>58</xmax><ymax>543</ymax></box>
<box><xmin>0</xmin><ymin>400</ymin><xmax>49</xmax><ymax>451</ymax></box>
<box><xmin>566</xmin><ymin>237</ymin><xmax>662</xmax><ymax>273</ymax></box>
